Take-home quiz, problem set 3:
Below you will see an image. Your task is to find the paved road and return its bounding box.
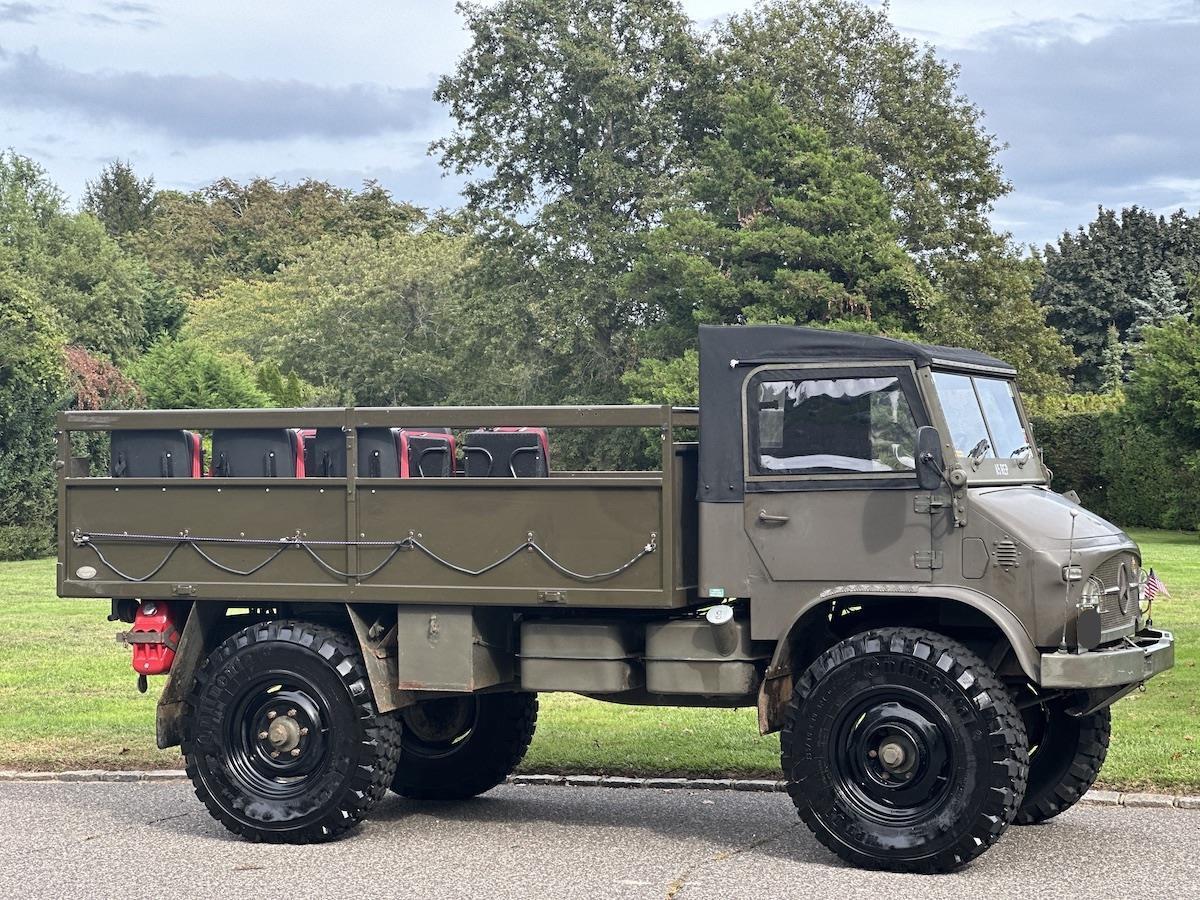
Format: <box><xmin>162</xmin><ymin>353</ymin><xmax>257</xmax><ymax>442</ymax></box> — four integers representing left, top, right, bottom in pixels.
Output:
<box><xmin>1</xmin><ymin>782</ymin><xmax>1194</xmax><ymax>899</ymax></box>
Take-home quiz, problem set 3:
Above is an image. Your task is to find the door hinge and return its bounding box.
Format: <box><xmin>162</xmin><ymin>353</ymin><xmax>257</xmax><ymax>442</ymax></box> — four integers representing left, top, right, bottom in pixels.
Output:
<box><xmin>914</xmin><ymin>495</ymin><xmax>947</xmax><ymax>514</ymax></box>
<box><xmin>914</xmin><ymin>550</ymin><xmax>944</xmax><ymax>570</ymax></box>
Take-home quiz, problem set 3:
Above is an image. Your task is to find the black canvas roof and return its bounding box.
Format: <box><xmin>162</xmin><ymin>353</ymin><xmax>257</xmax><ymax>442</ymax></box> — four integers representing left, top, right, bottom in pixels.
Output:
<box><xmin>697</xmin><ymin>325</ymin><xmax>1015</xmax><ymax>503</ymax></box>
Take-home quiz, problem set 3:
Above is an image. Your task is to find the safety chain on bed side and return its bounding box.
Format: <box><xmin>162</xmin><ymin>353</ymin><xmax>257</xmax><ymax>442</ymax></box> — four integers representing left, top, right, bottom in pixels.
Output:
<box><xmin>71</xmin><ymin>529</ymin><xmax>658</xmax><ymax>584</ymax></box>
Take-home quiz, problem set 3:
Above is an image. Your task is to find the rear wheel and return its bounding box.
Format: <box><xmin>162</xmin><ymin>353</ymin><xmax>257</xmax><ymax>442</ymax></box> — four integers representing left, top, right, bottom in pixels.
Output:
<box><xmin>1016</xmin><ymin>700</ymin><xmax>1110</xmax><ymax>825</ymax></box>
<box><xmin>391</xmin><ymin>692</ymin><xmax>538</xmax><ymax>800</ymax></box>
<box><xmin>781</xmin><ymin>627</ymin><xmax>1028</xmax><ymax>873</ymax></box>
<box><xmin>181</xmin><ymin>619</ymin><xmax>401</xmax><ymax>843</ymax></box>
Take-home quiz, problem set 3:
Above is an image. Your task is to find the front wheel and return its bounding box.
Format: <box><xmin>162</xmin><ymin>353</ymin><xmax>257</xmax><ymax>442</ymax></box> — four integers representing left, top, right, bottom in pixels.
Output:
<box><xmin>181</xmin><ymin>620</ymin><xmax>401</xmax><ymax>843</ymax></box>
<box><xmin>1016</xmin><ymin>700</ymin><xmax>1110</xmax><ymax>825</ymax></box>
<box><xmin>391</xmin><ymin>692</ymin><xmax>538</xmax><ymax>800</ymax></box>
<box><xmin>781</xmin><ymin>627</ymin><xmax>1029</xmax><ymax>873</ymax></box>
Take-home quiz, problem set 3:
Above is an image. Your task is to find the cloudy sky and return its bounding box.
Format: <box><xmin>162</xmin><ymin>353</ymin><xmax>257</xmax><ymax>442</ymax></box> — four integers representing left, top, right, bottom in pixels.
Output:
<box><xmin>1</xmin><ymin>0</ymin><xmax>1197</xmax><ymax>248</ymax></box>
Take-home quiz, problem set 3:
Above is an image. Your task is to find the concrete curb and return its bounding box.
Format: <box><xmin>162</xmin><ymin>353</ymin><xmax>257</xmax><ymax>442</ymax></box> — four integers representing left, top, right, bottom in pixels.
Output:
<box><xmin>0</xmin><ymin>769</ymin><xmax>1196</xmax><ymax>809</ymax></box>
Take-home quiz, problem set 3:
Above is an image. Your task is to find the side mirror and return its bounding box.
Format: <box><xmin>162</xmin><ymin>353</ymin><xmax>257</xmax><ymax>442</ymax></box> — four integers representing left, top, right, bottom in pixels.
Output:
<box><xmin>916</xmin><ymin>425</ymin><xmax>945</xmax><ymax>491</ymax></box>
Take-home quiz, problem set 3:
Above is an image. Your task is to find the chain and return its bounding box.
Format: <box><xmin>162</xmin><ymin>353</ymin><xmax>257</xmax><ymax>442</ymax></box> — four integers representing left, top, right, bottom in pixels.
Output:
<box><xmin>73</xmin><ymin>530</ymin><xmax>657</xmax><ymax>584</ymax></box>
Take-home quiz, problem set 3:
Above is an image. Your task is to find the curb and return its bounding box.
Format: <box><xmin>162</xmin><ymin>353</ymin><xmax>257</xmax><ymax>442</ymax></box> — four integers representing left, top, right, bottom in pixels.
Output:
<box><xmin>0</xmin><ymin>769</ymin><xmax>1197</xmax><ymax>808</ymax></box>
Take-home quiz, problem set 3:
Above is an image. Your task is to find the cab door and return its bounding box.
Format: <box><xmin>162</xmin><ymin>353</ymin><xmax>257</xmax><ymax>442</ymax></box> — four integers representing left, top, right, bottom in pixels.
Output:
<box><xmin>741</xmin><ymin>365</ymin><xmax>935</xmax><ymax>584</ymax></box>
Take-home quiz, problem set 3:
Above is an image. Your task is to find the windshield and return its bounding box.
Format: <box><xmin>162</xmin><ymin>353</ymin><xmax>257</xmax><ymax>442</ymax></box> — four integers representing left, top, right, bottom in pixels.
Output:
<box><xmin>933</xmin><ymin>372</ymin><xmax>1031</xmax><ymax>460</ymax></box>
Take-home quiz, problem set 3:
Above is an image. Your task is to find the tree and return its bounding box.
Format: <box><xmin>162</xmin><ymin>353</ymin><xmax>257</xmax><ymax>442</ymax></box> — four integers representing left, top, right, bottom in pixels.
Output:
<box><xmin>0</xmin><ymin>273</ymin><xmax>67</xmax><ymax>560</ymax></box>
<box><xmin>1098</xmin><ymin>324</ymin><xmax>1125</xmax><ymax>393</ymax></box>
<box><xmin>0</xmin><ymin>152</ymin><xmax>152</xmax><ymax>361</ymax></box>
<box><xmin>714</xmin><ymin>0</ymin><xmax>1007</xmax><ymax>256</ymax></box>
<box><xmin>1128</xmin><ymin>268</ymin><xmax>1188</xmax><ymax>343</ymax></box>
<box><xmin>126</xmin><ymin>178</ymin><xmax>425</xmax><ymax>297</ymax></box>
<box><xmin>64</xmin><ymin>346</ymin><xmax>142</xmax><ymax>411</ymax></box>
<box><xmin>1126</xmin><ymin>316</ymin><xmax>1200</xmax><ymax>447</ymax></box>
<box><xmin>436</xmin><ymin>0</ymin><xmax>704</xmax><ymax>401</ymax></box>
<box><xmin>82</xmin><ymin>159</ymin><xmax>156</xmax><ymax>237</ymax></box>
<box><xmin>1037</xmin><ymin>206</ymin><xmax>1200</xmax><ymax>388</ymax></box>
<box><xmin>186</xmin><ymin>230</ymin><xmax>492</xmax><ymax>406</ymax></box>
<box><xmin>127</xmin><ymin>337</ymin><xmax>272</xmax><ymax>409</ymax></box>
<box><xmin>255</xmin><ymin>360</ymin><xmax>314</xmax><ymax>407</ymax></box>
<box><xmin>922</xmin><ymin>240</ymin><xmax>1073</xmax><ymax>397</ymax></box>
<box><xmin>625</xmin><ymin>83</ymin><xmax>934</xmax><ymax>362</ymax></box>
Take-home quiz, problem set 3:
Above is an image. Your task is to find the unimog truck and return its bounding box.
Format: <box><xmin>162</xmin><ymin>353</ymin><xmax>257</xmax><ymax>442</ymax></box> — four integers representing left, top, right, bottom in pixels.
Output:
<box><xmin>55</xmin><ymin>325</ymin><xmax>1174</xmax><ymax>872</ymax></box>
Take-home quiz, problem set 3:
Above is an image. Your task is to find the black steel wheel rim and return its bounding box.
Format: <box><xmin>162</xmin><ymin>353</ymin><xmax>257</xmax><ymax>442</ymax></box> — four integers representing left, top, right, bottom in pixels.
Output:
<box><xmin>221</xmin><ymin>671</ymin><xmax>333</xmax><ymax>800</ymax></box>
<box><xmin>401</xmin><ymin>696</ymin><xmax>478</xmax><ymax>759</ymax></box>
<box><xmin>828</xmin><ymin>687</ymin><xmax>957</xmax><ymax>826</ymax></box>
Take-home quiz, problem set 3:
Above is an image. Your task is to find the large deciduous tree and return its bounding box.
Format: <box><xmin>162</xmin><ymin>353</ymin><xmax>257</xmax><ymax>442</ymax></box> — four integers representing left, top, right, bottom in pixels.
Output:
<box><xmin>126</xmin><ymin>178</ymin><xmax>425</xmax><ymax>297</ymax></box>
<box><xmin>1</xmin><ymin>151</ymin><xmax>154</xmax><ymax>361</ymax></box>
<box><xmin>435</xmin><ymin>0</ymin><xmax>704</xmax><ymax>400</ymax></box>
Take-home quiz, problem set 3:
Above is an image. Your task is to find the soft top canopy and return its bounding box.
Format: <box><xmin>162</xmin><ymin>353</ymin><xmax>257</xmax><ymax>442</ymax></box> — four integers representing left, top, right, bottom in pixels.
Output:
<box><xmin>698</xmin><ymin>325</ymin><xmax>1015</xmax><ymax>503</ymax></box>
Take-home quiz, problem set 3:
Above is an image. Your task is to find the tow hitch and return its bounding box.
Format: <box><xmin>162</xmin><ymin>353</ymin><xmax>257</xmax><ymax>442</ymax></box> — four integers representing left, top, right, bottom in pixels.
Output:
<box><xmin>116</xmin><ymin>601</ymin><xmax>180</xmax><ymax>692</ymax></box>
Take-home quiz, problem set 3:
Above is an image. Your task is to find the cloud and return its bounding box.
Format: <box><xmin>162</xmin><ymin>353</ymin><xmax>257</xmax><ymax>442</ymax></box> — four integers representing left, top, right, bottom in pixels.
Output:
<box><xmin>80</xmin><ymin>1</ymin><xmax>160</xmax><ymax>29</ymax></box>
<box><xmin>0</xmin><ymin>48</ymin><xmax>439</xmax><ymax>142</ymax></box>
<box><xmin>0</xmin><ymin>2</ymin><xmax>48</xmax><ymax>23</ymax></box>
<box><xmin>950</xmin><ymin>17</ymin><xmax>1200</xmax><ymax>245</ymax></box>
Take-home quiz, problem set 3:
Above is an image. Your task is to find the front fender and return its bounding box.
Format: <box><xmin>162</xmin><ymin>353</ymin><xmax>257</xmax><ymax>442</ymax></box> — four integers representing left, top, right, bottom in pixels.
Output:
<box><xmin>756</xmin><ymin>584</ymin><xmax>1041</xmax><ymax>734</ymax></box>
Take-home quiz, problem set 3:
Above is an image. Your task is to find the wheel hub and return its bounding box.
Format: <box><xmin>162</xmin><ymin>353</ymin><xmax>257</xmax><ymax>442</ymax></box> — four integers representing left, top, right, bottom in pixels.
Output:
<box><xmin>267</xmin><ymin>716</ymin><xmax>302</xmax><ymax>753</ymax></box>
<box><xmin>833</xmin><ymin>695</ymin><xmax>955</xmax><ymax>825</ymax></box>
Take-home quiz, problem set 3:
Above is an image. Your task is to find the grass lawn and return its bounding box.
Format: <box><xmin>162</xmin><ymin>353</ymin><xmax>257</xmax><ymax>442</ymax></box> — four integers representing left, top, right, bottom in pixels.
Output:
<box><xmin>0</xmin><ymin>528</ymin><xmax>1195</xmax><ymax>791</ymax></box>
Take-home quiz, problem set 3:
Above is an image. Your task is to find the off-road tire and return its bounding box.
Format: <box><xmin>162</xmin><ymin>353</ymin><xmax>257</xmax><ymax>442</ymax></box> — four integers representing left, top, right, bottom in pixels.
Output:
<box><xmin>1015</xmin><ymin>702</ymin><xmax>1110</xmax><ymax>825</ymax></box>
<box><xmin>391</xmin><ymin>692</ymin><xmax>538</xmax><ymax>800</ymax></box>
<box><xmin>181</xmin><ymin>619</ymin><xmax>401</xmax><ymax>843</ymax></box>
<box><xmin>781</xmin><ymin>627</ymin><xmax>1029</xmax><ymax>873</ymax></box>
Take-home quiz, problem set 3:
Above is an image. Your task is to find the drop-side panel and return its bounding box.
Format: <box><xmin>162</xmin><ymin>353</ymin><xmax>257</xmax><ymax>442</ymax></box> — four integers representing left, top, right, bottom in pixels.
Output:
<box><xmin>355</xmin><ymin>479</ymin><xmax>664</xmax><ymax>596</ymax></box>
<box><xmin>60</xmin><ymin>476</ymin><xmax>682</xmax><ymax>608</ymax></box>
<box><xmin>61</xmin><ymin>479</ymin><xmax>348</xmax><ymax>599</ymax></box>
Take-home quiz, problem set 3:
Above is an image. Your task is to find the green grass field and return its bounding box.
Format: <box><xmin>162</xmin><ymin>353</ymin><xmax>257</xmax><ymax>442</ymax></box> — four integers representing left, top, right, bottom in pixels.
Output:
<box><xmin>0</xmin><ymin>528</ymin><xmax>1195</xmax><ymax>790</ymax></box>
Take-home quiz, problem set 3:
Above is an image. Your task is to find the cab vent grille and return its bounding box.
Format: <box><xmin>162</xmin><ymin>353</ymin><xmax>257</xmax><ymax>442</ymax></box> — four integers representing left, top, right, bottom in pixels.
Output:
<box><xmin>992</xmin><ymin>539</ymin><xmax>1021</xmax><ymax>569</ymax></box>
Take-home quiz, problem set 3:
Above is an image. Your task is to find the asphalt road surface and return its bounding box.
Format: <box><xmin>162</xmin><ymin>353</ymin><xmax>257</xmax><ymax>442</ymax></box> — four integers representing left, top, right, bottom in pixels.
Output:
<box><xmin>2</xmin><ymin>782</ymin><xmax>1195</xmax><ymax>899</ymax></box>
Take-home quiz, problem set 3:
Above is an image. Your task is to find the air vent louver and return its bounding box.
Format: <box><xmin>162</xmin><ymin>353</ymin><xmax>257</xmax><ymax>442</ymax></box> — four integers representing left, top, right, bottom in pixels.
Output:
<box><xmin>992</xmin><ymin>539</ymin><xmax>1021</xmax><ymax>569</ymax></box>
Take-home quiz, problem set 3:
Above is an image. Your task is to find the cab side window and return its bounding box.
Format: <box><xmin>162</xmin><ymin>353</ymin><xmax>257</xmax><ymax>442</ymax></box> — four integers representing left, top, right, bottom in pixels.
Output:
<box><xmin>753</xmin><ymin>376</ymin><xmax>916</xmax><ymax>476</ymax></box>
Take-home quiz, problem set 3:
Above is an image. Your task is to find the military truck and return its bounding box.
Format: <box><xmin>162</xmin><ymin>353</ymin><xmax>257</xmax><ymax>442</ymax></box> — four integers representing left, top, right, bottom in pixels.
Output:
<box><xmin>55</xmin><ymin>325</ymin><xmax>1173</xmax><ymax>872</ymax></box>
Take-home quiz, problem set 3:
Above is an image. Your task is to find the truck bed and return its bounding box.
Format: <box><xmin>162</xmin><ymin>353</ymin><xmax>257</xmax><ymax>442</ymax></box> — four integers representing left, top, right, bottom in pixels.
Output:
<box><xmin>57</xmin><ymin>406</ymin><xmax>699</xmax><ymax>609</ymax></box>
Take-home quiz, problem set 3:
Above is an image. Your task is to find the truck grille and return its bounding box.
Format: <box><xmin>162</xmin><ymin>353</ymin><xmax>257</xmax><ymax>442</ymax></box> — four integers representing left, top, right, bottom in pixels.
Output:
<box><xmin>1091</xmin><ymin>552</ymin><xmax>1138</xmax><ymax>634</ymax></box>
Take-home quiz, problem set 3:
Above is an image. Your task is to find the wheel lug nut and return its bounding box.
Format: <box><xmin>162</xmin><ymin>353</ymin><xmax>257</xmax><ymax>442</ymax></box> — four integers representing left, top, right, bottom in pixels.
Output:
<box><xmin>290</xmin><ymin>748</ymin><xmax>301</xmax><ymax>757</ymax></box>
<box><xmin>267</xmin><ymin>711</ymin><xmax>277</xmax><ymax>720</ymax></box>
<box><xmin>270</xmin><ymin>751</ymin><xmax>280</xmax><ymax>758</ymax></box>
<box><xmin>258</xmin><ymin>731</ymin><xmax>269</xmax><ymax>740</ymax></box>
<box><xmin>299</xmin><ymin>727</ymin><xmax>309</xmax><ymax>736</ymax></box>
<box><xmin>868</xmin><ymin>749</ymin><xmax>877</xmax><ymax>758</ymax></box>
<box><xmin>287</xmin><ymin>709</ymin><xmax>297</xmax><ymax>718</ymax></box>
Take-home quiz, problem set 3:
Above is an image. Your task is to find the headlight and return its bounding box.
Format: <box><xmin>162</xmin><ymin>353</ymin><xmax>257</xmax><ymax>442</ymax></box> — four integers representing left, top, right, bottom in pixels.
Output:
<box><xmin>1080</xmin><ymin>576</ymin><xmax>1103</xmax><ymax>608</ymax></box>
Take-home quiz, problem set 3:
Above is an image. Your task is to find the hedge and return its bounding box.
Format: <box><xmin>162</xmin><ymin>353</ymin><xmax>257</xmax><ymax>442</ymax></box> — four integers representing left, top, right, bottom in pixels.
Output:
<box><xmin>1031</xmin><ymin>407</ymin><xmax>1200</xmax><ymax>531</ymax></box>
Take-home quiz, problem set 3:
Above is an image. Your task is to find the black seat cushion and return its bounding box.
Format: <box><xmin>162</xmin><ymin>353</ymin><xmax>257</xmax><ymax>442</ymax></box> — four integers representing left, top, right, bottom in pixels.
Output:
<box><xmin>110</xmin><ymin>430</ymin><xmax>200</xmax><ymax>478</ymax></box>
<box><xmin>211</xmin><ymin>429</ymin><xmax>303</xmax><ymax>477</ymax></box>
<box><xmin>397</xmin><ymin>430</ymin><xmax>456</xmax><ymax>477</ymax></box>
<box><xmin>308</xmin><ymin>427</ymin><xmax>399</xmax><ymax>477</ymax></box>
<box><xmin>463</xmin><ymin>429</ymin><xmax>549</xmax><ymax>477</ymax></box>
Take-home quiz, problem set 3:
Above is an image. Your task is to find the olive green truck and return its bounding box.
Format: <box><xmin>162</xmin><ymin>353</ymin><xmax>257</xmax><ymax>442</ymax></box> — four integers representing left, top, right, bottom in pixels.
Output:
<box><xmin>55</xmin><ymin>325</ymin><xmax>1174</xmax><ymax>872</ymax></box>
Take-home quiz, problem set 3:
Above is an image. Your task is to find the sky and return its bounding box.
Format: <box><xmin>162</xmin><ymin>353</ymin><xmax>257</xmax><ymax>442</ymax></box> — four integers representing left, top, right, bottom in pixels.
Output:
<box><xmin>1</xmin><ymin>1</ymin><xmax>1198</xmax><ymax>249</ymax></box>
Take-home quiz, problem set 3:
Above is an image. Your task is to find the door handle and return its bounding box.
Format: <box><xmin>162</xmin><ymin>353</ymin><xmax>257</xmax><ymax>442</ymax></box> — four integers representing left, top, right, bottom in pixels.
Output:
<box><xmin>757</xmin><ymin>510</ymin><xmax>790</xmax><ymax>526</ymax></box>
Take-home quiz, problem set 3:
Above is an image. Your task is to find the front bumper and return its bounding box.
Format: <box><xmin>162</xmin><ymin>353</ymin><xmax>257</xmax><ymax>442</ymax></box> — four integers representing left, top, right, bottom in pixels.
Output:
<box><xmin>1040</xmin><ymin>628</ymin><xmax>1174</xmax><ymax>689</ymax></box>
